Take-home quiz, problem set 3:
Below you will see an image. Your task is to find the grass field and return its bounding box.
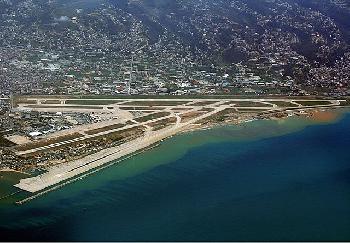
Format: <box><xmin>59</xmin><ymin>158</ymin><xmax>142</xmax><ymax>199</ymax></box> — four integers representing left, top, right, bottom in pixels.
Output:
<box><xmin>237</xmin><ymin>108</ymin><xmax>270</xmax><ymax>112</ymax></box>
<box><xmin>180</xmin><ymin>111</ymin><xmax>206</xmax><ymax>123</ymax></box>
<box><xmin>147</xmin><ymin>117</ymin><xmax>177</xmax><ymax>131</ymax></box>
<box><xmin>134</xmin><ymin>112</ymin><xmax>171</xmax><ymax>123</ymax></box>
<box><xmin>190</xmin><ymin>101</ymin><xmax>217</xmax><ymax>106</ymax></box>
<box><xmin>41</xmin><ymin>100</ymin><xmax>62</xmax><ymax>104</ymax></box>
<box><xmin>85</xmin><ymin>124</ymin><xmax>126</xmax><ymax>135</ymax></box>
<box><xmin>270</xmin><ymin>101</ymin><xmax>299</xmax><ymax>107</ymax></box>
<box><xmin>199</xmin><ymin>108</ymin><xmax>215</xmax><ymax>112</ymax></box>
<box><xmin>295</xmin><ymin>101</ymin><xmax>332</xmax><ymax>106</ymax></box>
<box><xmin>92</xmin><ymin>126</ymin><xmax>145</xmax><ymax>142</ymax></box>
<box><xmin>228</xmin><ymin>101</ymin><xmax>273</xmax><ymax>107</ymax></box>
<box><xmin>197</xmin><ymin>108</ymin><xmax>237</xmax><ymax>124</ymax></box>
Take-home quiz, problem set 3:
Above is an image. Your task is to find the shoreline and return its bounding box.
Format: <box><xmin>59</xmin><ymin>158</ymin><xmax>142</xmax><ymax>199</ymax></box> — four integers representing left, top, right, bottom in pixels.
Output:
<box><xmin>12</xmin><ymin>107</ymin><xmax>347</xmax><ymax>201</ymax></box>
<box><xmin>180</xmin><ymin>107</ymin><xmax>344</xmax><ymax>134</ymax></box>
<box><xmin>0</xmin><ymin>169</ymin><xmax>31</xmax><ymax>176</ymax></box>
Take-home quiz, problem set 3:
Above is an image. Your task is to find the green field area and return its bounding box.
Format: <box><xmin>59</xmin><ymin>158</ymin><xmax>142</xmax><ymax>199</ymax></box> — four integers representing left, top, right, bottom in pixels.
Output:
<box><xmin>295</xmin><ymin>101</ymin><xmax>332</xmax><ymax>106</ymax></box>
<box><xmin>147</xmin><ymin>117</ymin><xmax>177</xmax><ymax>131</ymax></box>
<box><xmin>92</xmin><ymin>126</ymin><xmax>145</xmax><ymax>142</ymax></box>
<box><xmin>134</xmin><ymin>112</ymin><xmax>171</xmax><ymax>123</ymax></box>
<box><xmin>237</xmin><ymin>108</ymin><xmax>269</xmax><ymax>112</ymax></box>
<box><xmin>180</xmin><ymin>111</ymin><xmax>206</xmax><ymax>123</ymax></box>
<box><xmin>190</xmin><ymin>101</ymin><xmax>217</xmax><ymax>106</ymax></box>
<box><xmin>66</xmin><ymin>100</ymin><xmax>120</xmax><ymax>105</ymax></box>
<box><xmin>85</xmin><ymin>124</ymin><xmax>126</xmax><ymax>135</ymax></box>
<box><xmin>271</xmin><ymin>101</ymin><xmax>299</xmax><ymax>107</ymax></box>
<box><xmin>199</xmin><ymin>108</ymin><xmax>215</xmax><ymax>112</ymax></box>
<box><xmin>228</xmin><ymin>101</ymin><xmax>273</xmax><ymax>107</ymax></box>
<box><xmin>41</xmin><ymin>100</ymin><xmax>62</xmax><ymax>104</ymax></box>
<box><xmin>198</xmin><ymin>108</ymin><xmax>236</xmax><ymax>123</ymax></box>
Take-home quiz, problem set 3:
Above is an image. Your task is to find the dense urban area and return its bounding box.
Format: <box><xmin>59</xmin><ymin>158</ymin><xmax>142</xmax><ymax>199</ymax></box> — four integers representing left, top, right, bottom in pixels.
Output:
<box><xmin>0</xmin><ymin>0</ymin><xmax>350</xmax><ymax>98</ymax></box>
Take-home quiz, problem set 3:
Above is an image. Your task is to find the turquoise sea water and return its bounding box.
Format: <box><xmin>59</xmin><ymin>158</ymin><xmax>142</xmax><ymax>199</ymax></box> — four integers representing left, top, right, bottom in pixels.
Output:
<box><xmin>0</xmin><ymin>112</ymin><xmax>350</xmax><ymax>241</ymax></box>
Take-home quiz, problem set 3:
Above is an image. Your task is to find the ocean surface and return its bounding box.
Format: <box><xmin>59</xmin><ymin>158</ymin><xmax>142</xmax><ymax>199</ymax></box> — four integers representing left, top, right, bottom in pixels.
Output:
<box><xmin>0</xmin><ymin>111</ymin><xmax>350</xmax><ymax>241</ymax></box>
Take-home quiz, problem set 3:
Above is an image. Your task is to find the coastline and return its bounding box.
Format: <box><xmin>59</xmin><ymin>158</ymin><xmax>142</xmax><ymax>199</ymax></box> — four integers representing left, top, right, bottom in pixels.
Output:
<box><xmin>12</xmin><ymin>107</ymin><xmax>347</xmax><ymax>201</ymax></box>
<box><xmin>180</xmin><ymin>107</ymin><xmax>344</xmax><ymax>135</ymax></box>
<box><xmin>0</xmin><ymin>169</ymin><xmax>30</xmax><ymax>176</ymax></box>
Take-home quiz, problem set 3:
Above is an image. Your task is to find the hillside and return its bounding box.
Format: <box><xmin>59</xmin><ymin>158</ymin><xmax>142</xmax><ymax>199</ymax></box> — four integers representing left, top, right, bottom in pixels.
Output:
<box><xmin>0</xmin><ymin>0</ymin><xmax>349</xmax><ymax>95</ymax></box>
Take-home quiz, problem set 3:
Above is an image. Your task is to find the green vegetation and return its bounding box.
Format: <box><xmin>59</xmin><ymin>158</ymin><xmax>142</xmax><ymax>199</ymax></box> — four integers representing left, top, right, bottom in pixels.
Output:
<box><xmin>271</xmin><ymin>101</ymin><xmax>299</xmax><ymax>107</ymax></box>
<box><xmin>296</xmin><ymin>101</ymin><xmax>332</xmax><ymax>106</ymax></box>
<box><xmin>147</xmin><ymin>117</ymin><xmax>177</xmax><ymax>131</ymax></box>
<box><xmin>85</xmin><ymin>123</ymin><xmax>126</xmax><ymax>135</ymax></box>
<box><xmin>91</xmin><ymin>126</ymin><xmax>145</xmax><ymax>142</ymax></box>
<box><xmin>237</xmin><ymin>108</ymin><xmax>268</xmax><ymax>112</ymax></box>
<box><xmin>199</xmin><ymin>108</ymin><xmax>215</xmax><ymax>112</ymax></box>
<box><xmin>134</xmin><ymin>112</ymin><xmax>171</xmax><ymax>123</ymax></box>
<box><xmin>198</xmin><ymin>108</ymin><xmax>236</xmax><ymax>124</ymax></box>
<box><xmin>42</xmin><ymin>100</ymin><xmax>62</xmax><ymax>104</ymax></box>
<box><xmin>180</xmin><ymin>111</ymin><xmax>205</xmax><ymax>123</ymax></box>
<box><xmin>229</xmin><ymin>101</ymin><xmax>273</xmax><ymax>107</ymax></box>
<box><xmin>189</xmin><ymin>101</ymin><xmax>217</xmax><ymax>106</ymax></box>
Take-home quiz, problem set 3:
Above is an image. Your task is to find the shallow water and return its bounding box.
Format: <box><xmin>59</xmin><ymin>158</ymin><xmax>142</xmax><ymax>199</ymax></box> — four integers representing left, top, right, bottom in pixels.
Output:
<box><xmin>0</xmin><ymin>112</ymin><xmax>349</xmax><ymax>241</ymax></box>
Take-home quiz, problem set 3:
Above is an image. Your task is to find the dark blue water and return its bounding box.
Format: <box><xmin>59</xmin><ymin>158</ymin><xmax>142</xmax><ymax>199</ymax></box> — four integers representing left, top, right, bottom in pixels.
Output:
<box><xmin>0</xmin><ymin>114</ymin><xmax>350</xmax><ymax>241</ymax></box>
